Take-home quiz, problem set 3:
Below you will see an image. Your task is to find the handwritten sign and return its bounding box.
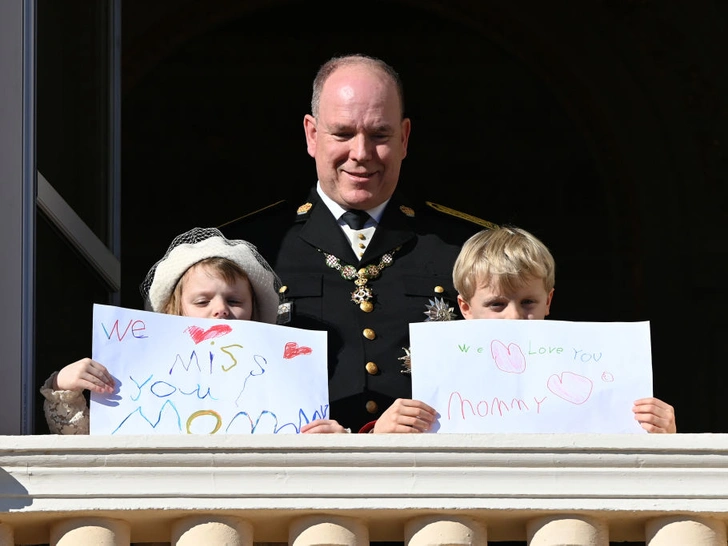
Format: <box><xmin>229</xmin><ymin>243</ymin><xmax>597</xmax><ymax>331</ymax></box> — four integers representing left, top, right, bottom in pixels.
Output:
<box><xmin>90</xmin><ymin>304</ymin><xmax>328</xmax><ymax>435</ymax></box>
<box><xmin>410</xmin><ymin>320</ymin><xmax>652</xmax><ymax>433</ymax></box>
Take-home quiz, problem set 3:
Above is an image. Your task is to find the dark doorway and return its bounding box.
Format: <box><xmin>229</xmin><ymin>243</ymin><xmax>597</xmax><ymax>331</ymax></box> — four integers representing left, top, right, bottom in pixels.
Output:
<box><xmin>122</xmin><ymin>0</ymin><xmax>610</xmax><ymax>317</ymax></box>
<box><xmin>121</xmin><ymin>0</ymin><xmax>725</xmax><ymax>433</ymax></box>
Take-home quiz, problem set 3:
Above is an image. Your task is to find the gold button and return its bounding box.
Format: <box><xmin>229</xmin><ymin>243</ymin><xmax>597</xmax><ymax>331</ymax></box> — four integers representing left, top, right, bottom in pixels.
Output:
<box><xmin>434</xmin><ymin>285</ymin><xmax>444</xmax><ymax>293</ymax></box>
<box><xmin>279</xmin><ymin>285</ymin><xmax>288</xmax><ymax>294</ymax></box>
<box><xmin>358</xmin><ymin>243</ymin><xmax>365</xmax><ymax>248</ymax></box>
<box><xmin>365</xmin><ymin>361</ymin><xmax>379</xmax><ymax>375</ymax></box>
<box><xmin>363</xmin><ymin>328</ymin><xmax>376</xmax><ymax>340</ymax></box>
<box><xmin>358</xmin><ymin>233</ymin><xmax>366</xmax><ymax>240</ymax></box>
<box><xmin>366</xmin><ymin>400</ymin><xmax>379</xmax><ymax>414</ymax></box>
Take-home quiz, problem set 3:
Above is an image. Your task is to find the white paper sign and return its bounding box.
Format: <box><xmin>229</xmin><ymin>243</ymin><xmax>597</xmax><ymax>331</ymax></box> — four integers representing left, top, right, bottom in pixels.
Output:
<box><xmin>410</xmin><ymin>320</ymin><xmax>652</xmax><ymax>434</ymax></box>
<box><xmin>90</xmin><ymin>304</ymin><xmax>328</xmax><ymax>435</ymax></box>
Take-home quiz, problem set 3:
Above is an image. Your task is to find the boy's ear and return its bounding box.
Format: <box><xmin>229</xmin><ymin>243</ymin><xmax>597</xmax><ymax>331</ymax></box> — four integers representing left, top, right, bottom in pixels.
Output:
<box><xmin>457</xmin><ymin>295</ymin><xmax>472</xmax><ymax>319</ymax></box>
<box><xmin>544</xmin><ymin>288</ymin><xmax>555</xmax><ymax>317</ymax></box>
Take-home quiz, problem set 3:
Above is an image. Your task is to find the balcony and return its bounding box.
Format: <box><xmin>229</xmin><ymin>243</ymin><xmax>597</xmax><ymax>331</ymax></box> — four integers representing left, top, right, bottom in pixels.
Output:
<box><xmin>0</xmin><ymin>434</ymin><xmax>726</xmax><ymax>545</ymax></box>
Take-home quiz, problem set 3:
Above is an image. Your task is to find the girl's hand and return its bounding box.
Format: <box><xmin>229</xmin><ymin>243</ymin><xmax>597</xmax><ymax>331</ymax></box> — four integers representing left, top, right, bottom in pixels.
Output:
<box><xmin>54</xmin><ymin>358</ymin><xmax>115</xmax><ymax>394</ymax></box>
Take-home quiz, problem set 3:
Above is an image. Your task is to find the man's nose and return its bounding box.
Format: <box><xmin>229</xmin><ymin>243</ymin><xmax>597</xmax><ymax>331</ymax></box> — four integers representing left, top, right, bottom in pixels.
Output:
<box><xmin>350</xmin><ymin>134</ymin><xmax>373</xmax><ymax>161</ymax></box>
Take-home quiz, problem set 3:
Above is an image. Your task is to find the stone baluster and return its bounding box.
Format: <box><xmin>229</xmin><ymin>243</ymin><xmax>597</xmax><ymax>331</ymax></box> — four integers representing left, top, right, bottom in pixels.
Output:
<box><xmin>646</xmin><ymin>516</ymin><xmax>726</xmax><ymax>546</ymax></box>
<box><xmin>405</xmin><ymin>516</ymin><xmax>487</xmax><ymax>545</ymax></box>
<box><xmin>290</xmin><ymin>515</ymin><xmax>369</xmax><ymax>546</ymax></box>
<box><xmin>0</xmin><ymin>523</ymin><xmax>13</xmax><ymax>546</ymax></box>
<box><xmin>51</xmin><ymin>517</ymin><xmax>130</xmax><ymax>546</ymax></box>
<box><xmin>527</xmin><ymin>515</ymin><xmax>608</xmax><ymax>545</ymax></box>
<box><xmin>172</xmin><ymin>515</ymin><xmax>253</xmax><ymax>546</ymax></box>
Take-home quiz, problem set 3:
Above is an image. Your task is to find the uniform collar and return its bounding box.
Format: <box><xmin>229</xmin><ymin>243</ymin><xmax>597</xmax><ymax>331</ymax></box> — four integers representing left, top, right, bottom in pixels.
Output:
<box><xmin>298</xmin><ymin>185</ymin><xmax>417</xmax><ymax>264</ymax></box>
<box><xmin>315</xmin><ymin>181</ymin><xmax>389</xmax><ymax>224</ymax></box>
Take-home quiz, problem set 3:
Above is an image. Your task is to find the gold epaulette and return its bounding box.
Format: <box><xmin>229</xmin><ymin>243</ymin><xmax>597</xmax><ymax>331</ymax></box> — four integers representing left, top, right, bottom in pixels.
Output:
<box><xmin>425</xmin><ymin>201</ymin><xmax>499</xmax><ymax>230</ymax></box>
<box><xmin>217</xmin><ymin>200</ymin><xmax>287</xmax><ymax>229</ymax></box>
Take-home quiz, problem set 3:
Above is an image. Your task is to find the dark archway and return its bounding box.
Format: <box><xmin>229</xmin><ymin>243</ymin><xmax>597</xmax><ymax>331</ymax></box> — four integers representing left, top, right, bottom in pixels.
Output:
<box><xmin>121</xmin><ymin>0</ymin><xmax>611</xmax><ymax>319</ymax></box>
<box><xmin>121</xmin><ymin>0</ymin><xmax>728</xmax><ymax>433</ymax></box>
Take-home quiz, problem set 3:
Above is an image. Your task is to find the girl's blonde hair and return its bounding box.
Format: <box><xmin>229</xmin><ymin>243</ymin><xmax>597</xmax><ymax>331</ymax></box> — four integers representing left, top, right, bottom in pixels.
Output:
<box><xmin>162</xmin><ymin>257</ymin><xmax>252</xmax><ymax>316</ymax></box>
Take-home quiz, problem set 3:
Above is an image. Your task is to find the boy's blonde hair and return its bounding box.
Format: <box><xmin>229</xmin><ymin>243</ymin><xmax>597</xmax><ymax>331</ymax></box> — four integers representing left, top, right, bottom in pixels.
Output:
<box><xmin>162</xmin><ymin>257</ymin><xmax>251</xmax><ymax>316</ymax></box>
<box><xmin>453</xmin><ymin>226</ymin><xmax>555</xmax><ymax>303</ymax></box>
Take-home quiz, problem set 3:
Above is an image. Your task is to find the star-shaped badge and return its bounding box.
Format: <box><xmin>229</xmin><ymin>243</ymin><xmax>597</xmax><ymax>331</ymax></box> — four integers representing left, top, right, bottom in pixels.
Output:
<box><xmin>424</xmin><ymin>297</ymin><xmax>456</xmax><ymax>321</ymax></box>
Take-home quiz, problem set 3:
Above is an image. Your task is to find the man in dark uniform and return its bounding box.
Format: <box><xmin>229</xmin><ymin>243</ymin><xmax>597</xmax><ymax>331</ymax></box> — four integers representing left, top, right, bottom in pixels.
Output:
<box><xmin>221</xmin><ymin>54</ymin><xmax>495</xmax><ymax>433</ymax></box>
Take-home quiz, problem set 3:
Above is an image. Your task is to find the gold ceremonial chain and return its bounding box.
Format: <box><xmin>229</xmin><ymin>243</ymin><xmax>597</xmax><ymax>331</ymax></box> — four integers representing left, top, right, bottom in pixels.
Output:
<box><xmin>320</xmin><ymin>247</ymin><xmax>400</xmax><ymax>312</ymax></box>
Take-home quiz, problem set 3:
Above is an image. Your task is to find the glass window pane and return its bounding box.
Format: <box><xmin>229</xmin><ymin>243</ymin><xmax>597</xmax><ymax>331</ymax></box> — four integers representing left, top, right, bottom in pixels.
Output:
<box><xmin>34</xmin><ymin>214</ymin><xmax>111</xmax><ymax>434</ymax></box>
<box><xmin>36</xmin><ymin>1</ymin><xmax>111</xmax><ymax>242</ymax></box>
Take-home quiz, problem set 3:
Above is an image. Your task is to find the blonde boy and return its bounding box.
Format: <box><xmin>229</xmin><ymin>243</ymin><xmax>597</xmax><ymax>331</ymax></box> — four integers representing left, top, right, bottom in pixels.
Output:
<box><xmin>453</xmin><ymin>226</ymin><xmax>555</xmax><ymax>320</ymax></box>
<box><xmin>451</xmin><ymin>226</ymin><xmax>676</xmax><ymax>433</ymax></box>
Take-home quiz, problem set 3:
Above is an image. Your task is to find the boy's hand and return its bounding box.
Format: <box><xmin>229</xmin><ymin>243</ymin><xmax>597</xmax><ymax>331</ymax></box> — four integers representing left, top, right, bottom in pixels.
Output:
<box><xmin>633</xmin><ymin>397</ymin><xmax>676</xmax><ymax>433</ymax></box>
<box><xmin>300</xmin><ymin>419</ymin><xmax>349</xmax><ymax>434</ymax></box>
<box><xmin>54</xmin><ymin>358</ymin><xmax>115</xmax><ymax>394</ymax></box>
<box><xmin>372</xmin><ymin>398</ymin><xmax>436</xmax><ymax>433</ymax></box>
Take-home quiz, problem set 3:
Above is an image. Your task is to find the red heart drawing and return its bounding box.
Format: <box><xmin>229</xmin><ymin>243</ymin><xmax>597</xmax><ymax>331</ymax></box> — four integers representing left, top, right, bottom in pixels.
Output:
<box><xmin>185</xmin><ymin>324</ymin><xmax>233</xmax><ymax>344</ymax></box>
<box><xmin>283</xmin><ymin>341</ymin><xmax>313</xmax><ymax>359</ymax></box>
<box><xmin>547</xmin><ymin>372</ymin><xmax>593</xmax><ymax>405</ymax></box>
<box><xmin>490</xmin><ymin>340</ymin><xmax>527</xmax><ymax>374</ymax></box>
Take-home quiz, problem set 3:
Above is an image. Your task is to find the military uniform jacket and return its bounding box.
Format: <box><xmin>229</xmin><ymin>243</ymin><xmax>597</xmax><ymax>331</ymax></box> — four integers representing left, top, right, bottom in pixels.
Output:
<box><xmin>222</xmin><ymin>187</ymin><xmax>489</xmax><ymax>432</ymax></box>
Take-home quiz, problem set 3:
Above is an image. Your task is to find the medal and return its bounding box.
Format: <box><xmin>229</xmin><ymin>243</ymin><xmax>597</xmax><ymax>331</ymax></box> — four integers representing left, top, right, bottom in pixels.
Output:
<box><xmin>424</xmin><ymin>297</ymin><xmax>456</xmax><ymax>321</ymax></box>
<box><xmin>321</xmin><ymin>248</ymin><xmax>399</xmax><ymax>312</ymax></box>
<box><xmin>400</xmin><ymin>297</ymin><xmax>456</xmax><ymax>374</ymax></box>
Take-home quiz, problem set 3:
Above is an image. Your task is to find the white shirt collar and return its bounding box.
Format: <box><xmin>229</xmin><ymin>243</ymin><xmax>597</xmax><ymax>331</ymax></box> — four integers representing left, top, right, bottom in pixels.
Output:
<box><xmin>316</xmin><ymin>181</ymin><xmax>389</xmax><ymax>224</ymax></box>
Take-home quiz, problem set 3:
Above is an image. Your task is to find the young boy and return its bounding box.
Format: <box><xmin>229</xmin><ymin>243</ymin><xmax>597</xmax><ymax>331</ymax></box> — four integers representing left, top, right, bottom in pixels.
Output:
<box><xmin>373</xmin><ymin>226</ymin><xmax>677</xmax><ymax>434</ymax></box>
<box><xmin>458</xmin><ymin>226</ymin><xmax>675</xmax><ymax>433</ymax></box>
<box><xmin>453</xmin><ymin>226</ymin><xmax>555</xmax><ymax>321</ymax></box>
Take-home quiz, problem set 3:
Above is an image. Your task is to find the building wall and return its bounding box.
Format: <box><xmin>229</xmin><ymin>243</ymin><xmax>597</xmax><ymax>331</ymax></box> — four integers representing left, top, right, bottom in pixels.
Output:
<box><xmin>0</xmin><ymin>0</ymin><xmax>33</xmax><ymax>435</ymax></box>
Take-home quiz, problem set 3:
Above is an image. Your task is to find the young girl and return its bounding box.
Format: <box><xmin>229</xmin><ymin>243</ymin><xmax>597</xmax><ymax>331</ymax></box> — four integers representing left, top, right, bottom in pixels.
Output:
<box><xmin>40</xmin><ymin>227</ymin><xmax>347</xmax><ymax>435</ymax></box>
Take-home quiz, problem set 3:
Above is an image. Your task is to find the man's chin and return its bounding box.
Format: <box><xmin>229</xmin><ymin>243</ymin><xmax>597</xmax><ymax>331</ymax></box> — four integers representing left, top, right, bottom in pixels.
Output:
<box><xmin>339</xmin><ymin>184</ymin><xmax>395</xmax><ymax>207</ymax></box>
<box><xmin>338</xmin><ymin>187</ymin><xmax>374</xmax><ymax>204</ymax></box>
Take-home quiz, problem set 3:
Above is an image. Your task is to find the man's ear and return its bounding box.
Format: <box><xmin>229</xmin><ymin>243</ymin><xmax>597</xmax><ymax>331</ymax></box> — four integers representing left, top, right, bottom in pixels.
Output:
<box><xmin>303</xmin><ymin>114</ymin><xmax>317</xmax><ymax>158</ymax></box>
<box><xmin>400</xmin><ymin>117</ymin><xmax>411</xmax><ymax>158</ymax></box>
<box><xmin>544</xmin><ymin>288</ymin><xmax>555</xmax><ymax>317</ymax></box>
<box><xmin>457</xmin><ymin>294</ymin><xmax>472</xmax><ymax>319</ymax></box>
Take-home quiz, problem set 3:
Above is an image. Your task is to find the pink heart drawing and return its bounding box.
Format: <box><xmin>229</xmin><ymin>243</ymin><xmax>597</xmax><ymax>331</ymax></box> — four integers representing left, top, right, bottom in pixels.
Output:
<box><xmin>547</xmin><ymin>372</ymin><xmax>593</xmax><ymax>405</ymax></box>
<box><xmin>490</xmin><ymin>340</ymin><xmax>527</xmax><ymax>374</ymax></box>
<box><xmin>185</xmin><ymin>324</ymin><xmax>232</xmax><ymax>344</ymax></box>
<box><xmin>283</xmin><ymin>341</ymin><xmax>313</xmax><ymax>359</ymax></box>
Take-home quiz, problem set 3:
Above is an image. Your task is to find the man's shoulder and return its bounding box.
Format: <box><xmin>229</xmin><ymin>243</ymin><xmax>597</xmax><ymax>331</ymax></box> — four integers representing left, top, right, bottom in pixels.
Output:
<box><xmin>218</xmin><ymin>188</ymin><xmax>315</xmax><ymax>234</ymax></box>
<box><xmin>216</xmin><ymin>198</ymin><xmax>302</xmax><ymax>261</ymax></box>
<box><xmin>218</xmin><ymin>199</ymin><xmax>296</xmax><ymax>231</ymax></box>
<box><xmin>390</xmin><ymin>195</ymin><xmax>497</xmax><ymax>242</ymax></box>
<box><xmin>420</xmin><ymin>201</ymin><xmax>498</xmax><ymax>230</ymax></box>
<box><xmin>217</xmin><ymin>192</ymin><xmax>498</xmax><ymax>248</ymax></box>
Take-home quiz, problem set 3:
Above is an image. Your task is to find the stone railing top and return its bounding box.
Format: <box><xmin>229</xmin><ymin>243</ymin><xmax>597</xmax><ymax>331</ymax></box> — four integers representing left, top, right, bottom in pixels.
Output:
<box><xmin>1</xmin><ymin>433</ymin><xmax>727</xmax><ymax>543</ymax></box>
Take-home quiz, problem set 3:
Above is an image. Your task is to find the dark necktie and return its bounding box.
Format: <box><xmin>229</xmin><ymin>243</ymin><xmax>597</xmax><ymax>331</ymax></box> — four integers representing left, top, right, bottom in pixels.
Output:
<box><xmin>340</xmin><ymin>209</ymin><xmax>370</xmax><ymax>230</ymax></box>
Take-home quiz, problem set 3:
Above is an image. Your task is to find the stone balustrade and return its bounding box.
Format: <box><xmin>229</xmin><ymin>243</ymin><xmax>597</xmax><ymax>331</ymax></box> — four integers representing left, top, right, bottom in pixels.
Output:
<box><xmin>0</xmin><ymin>434</ymin><xmax>727</xmax><ymax>545</ymax></box>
